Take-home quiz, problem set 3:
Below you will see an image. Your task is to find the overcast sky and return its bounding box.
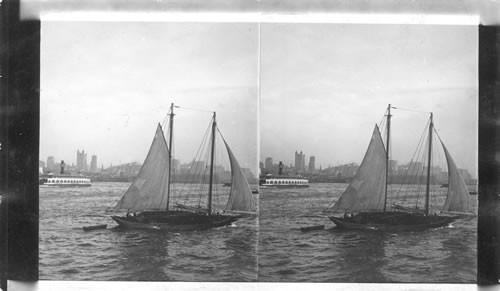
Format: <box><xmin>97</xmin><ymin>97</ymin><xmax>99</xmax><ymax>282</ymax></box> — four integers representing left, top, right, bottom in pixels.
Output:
<box><xmin>260</xmin><ymin>24</ymin><xmax>477</xmax><ymax>176</ymax></box>
<box><xmin>41</xmin><ymin>22</ymin><xmax>477</xmax><ymax>177</ymax></box>
<box><xmin>41</xmin><ymin>22</ymin><xmax>258</xmax><ymax>174</ymax></box>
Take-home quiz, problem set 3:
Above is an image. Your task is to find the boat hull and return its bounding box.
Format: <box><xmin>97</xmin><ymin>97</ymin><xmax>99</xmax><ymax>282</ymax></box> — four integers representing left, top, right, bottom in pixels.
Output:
<box><xmin>329</xmin><ymin>212</ymin><xmax>458</xmax><ymax>232</ymax></box>
<box><xmin>111</xmin><ymin>211</ymin><xmax>240</xmax><ymax>231</ymax></box>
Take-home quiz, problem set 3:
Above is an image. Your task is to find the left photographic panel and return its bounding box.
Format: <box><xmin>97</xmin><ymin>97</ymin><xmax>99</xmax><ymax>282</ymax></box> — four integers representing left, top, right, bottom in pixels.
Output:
<box><xmin>40</xmin><ymin>21</ymin><xmax>259</xmax><ymax>281</ymax></box>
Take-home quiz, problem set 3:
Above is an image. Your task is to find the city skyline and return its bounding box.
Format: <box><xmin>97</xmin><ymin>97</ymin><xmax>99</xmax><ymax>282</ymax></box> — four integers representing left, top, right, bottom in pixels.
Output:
<box><xmin>260</xmin><ymin>154</ymin><xmax>475</xmax><ymax>184</ymax></box>
<box><xmin>260</xmin><ymin>24</ymin><xmax>477</xmax><ymax>176</ymax></box>
<box><xmin>40</xmin><ymin>22</ymin><xmax>258</xmax><ymax>175</ymax></box>
<box><xmin>40</xmin><ymin>151</ymin><xmax>250</xmax><ymax>176</ymax></box>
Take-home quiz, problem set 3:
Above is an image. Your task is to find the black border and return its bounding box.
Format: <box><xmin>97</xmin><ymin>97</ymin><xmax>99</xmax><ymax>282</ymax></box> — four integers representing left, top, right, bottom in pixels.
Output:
<box><xmin>1</xmin><ymin>0</ymin><xmax>40</xmax><ymax>288</ymax></box>
<box><xmin>478</xmin><ymin>25</ymin><xmax>500</xmax><ymax>285</ymax></box>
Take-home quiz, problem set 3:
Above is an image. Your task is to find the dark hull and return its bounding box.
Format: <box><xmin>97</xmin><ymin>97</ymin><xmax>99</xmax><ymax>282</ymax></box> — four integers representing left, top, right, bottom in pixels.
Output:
<box><xmin>111</xmin><ymin>211</ymin><xmax>240</xmax><ymax>231</ymax></box>
<box><xmin>329</xmin><ymin>211</ymin><xmax>458</xmax><ymax>232</ymax></box>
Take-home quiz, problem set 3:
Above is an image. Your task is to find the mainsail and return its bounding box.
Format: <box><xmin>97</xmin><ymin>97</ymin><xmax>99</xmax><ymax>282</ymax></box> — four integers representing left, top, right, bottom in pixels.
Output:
<box><xmin>222</xmin><ymin>138</ymin><xmax>257</xmax><ymax>213</ymax></box>
<box><xmin>114</xmin><ymin>124</ymin><xmax>170</xmax><ymax>211</ymax></box>
<box><xmin>328</xmin><ymin>125</ymin><xmax>387</xmax><ymax>213</ymax></box>
<box><xmin>440</xmin><ymin>140</ymin><xmax>473</xmax><ymax>213</ymax></box>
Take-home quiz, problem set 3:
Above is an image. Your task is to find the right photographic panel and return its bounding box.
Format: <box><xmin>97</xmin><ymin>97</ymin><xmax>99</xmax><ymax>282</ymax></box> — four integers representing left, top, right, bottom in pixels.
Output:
<box><xmin>258</xmin><ymin>23</ymin><xmax>477</xmax><ymax>283</ymax></box>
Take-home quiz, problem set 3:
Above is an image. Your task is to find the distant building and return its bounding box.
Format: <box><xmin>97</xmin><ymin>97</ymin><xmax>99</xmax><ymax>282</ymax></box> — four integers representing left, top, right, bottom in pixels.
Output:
<box><xmin>278</xmin><ymin>161</ymin><xmax>284</xmax><ymax>175</ymax></box>
<box><xmin>47</xmin><ymin>156</ymin><xmax>55</xmax><ymax>172</ymax></box>
<box><xmin>191</xmin><ymin>161</ymin><xmax>206</xmax><ymax>173</ymax></box>
<box><xmin>39</xmin><ymin>160</ymin><xmax>46</xmax><ymax>168</ymax></box>
<box><xmin>172</xmin><ymin>159</ymin><xmax>180</xmax><ymax>172</ymax></box>
<box><xmin>294</xmin><ymin>150</ymin><xmax>306</xmax><ymax>172</ymax></box>
<box><xmin>309</xmin><ymin>156</ymin><xmax>315</xmax><ymax>172</ymax></box>
<box><xmin>389</xmin><ymin>159</ymin><xmax>398</xmax><ymax>176</ymax></box>
<box><xmin>265</xmin><ymin>157</ymin><xmax>273</xmax><ymax>172</ymax></box>
<box><xmin>77</xmin><ymin>149</ymin><xmax>88</xmax><ymax>171</ymax></box>
<box><xmin>90</xmin><ymin>155</ymin><xmax>98</xmax><ymax>172</ymax></box>
<box><xmin>408</xmin><ymin>161</ymin><xmax>423</xmax><ymax>176</ymax></box>
<box><xmin>339</xmin><ymin>163</ymin><xmax>358</xmax><ymax>177</ymax></box>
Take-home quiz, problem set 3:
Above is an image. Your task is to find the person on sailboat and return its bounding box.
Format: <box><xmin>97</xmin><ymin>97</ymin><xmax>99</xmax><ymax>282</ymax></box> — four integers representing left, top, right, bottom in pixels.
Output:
<box><xmin>344</xmin><ymin>211</ymin><xmax>353</xmax><ymax>219</ymax></box>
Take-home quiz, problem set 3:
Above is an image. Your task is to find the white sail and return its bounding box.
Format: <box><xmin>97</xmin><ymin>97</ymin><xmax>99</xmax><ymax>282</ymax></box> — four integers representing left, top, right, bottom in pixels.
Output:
<box><xmin>328</xmin><ymin>125</ymin><xmax>387</xmax><ymax>213</ymax></box>
<box><xmin>114</xmin><ymin>124</ymin><xmax>170</xmax><ymax>211</ymax></box>
<box><xmin>440</xmin><ymin>140</ymin><xmax>473</xmax><ymax>214</ymax></box>
<box><xmin>222</xmin><ymin>138</ymin><xmax>257</xmax><ymax>213</ymax></box>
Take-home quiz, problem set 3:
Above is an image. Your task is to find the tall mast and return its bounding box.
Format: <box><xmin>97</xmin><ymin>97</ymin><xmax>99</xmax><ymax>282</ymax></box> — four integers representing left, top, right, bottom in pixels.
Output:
<box><xmin>207</xmin><ymin>112</ymin><xmax>216</xmax><ymax>215</ymax></box>
<box><xmin>424</xmin><ymin>112</ymin><xmax>433</xmax><ymax>216</ymax></box>
<box><xmin>384</xmin><ymin>104</ymin><xmax>391</xmax><ymax>212</ymax></box>
<box><xmin>166</xmin><ymin>103</ymin><xmax>174</xmax><ymax>212</ymax></box>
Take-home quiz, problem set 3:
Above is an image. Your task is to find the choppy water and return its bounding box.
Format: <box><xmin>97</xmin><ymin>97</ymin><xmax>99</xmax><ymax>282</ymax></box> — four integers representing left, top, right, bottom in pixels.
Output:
<box><xmin>40</xmin><ymin>182</ymin><xmax>476</xmax><ymax>282</ymax></box>
<box><xmin>39</xmin><ymin>182</ymin><xmax>258</xmax><ymax>281</ymax></box>
<box><xmin>258</xmin><ymin>183</ymin><xmax>477</xmax><ymax>282</ymax></box>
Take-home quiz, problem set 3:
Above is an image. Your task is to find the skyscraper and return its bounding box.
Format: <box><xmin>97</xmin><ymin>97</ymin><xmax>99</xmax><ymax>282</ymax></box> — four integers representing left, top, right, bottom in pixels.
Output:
<box><xmin>47</xmin><ymin>156</ymin><xmax>55</xmax><ymax>171</ymax></box>
<box><xmin>294</xmin><ymin>150</ymin><xmax>305</xmax><ymax>172</ymax></box>
<box><xmin>264</xmin><ymin>157</ymin><xmax>273</xmax><ymax>172</ymax></box>
<box><xmin>77</xmin><ymin>150</ymin><xmax>88</xmax><ymax>171</ymax></box>
<box><xmin>309</xmin><ymin>156</ymin><xmax>315</xmax><ymax>172</ymax></box>
<box><xmin>90</xmin><ymin>155</ymin><xmax>97</xmax><ymax>172</ymax></box>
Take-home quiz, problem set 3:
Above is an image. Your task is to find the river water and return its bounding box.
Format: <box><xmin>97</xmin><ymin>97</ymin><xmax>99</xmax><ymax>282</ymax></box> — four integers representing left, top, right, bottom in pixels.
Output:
<box><xmin>39</xmin><ymin>182</ymin><xmax>476</xmax><ymax>282</ymax></box>
<box><xmin>258</xmin><ymin>183</ymin><xmax>477</xmax><ymax>282</ymax></box>
<box><xmin>39</xmin><ymin>182</ymin><xmax>258</xmax><ymax>281</ymax></box>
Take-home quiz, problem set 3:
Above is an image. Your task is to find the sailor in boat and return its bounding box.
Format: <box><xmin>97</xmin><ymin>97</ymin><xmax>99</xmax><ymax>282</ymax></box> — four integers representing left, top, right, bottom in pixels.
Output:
<box><xmin>343</xmin><ymin>211</ymin><xmax>353</xmax><ymax>219</ymax></box>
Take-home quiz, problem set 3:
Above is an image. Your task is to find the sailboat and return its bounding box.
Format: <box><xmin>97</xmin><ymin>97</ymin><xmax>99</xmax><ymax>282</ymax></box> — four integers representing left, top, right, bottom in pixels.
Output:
<box><xmin>110</xmin><ymin>103</ymin><xmax>257</xmax><ymax>231</ymax></box>
<box><xmin>325</xmin><ymin>104</ymin><xmax>474</xmax><ymax>232</ymax></box>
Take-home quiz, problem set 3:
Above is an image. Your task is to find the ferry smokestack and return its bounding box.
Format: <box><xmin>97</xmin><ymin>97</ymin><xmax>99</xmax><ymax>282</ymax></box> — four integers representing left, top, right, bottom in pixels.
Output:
<box><xmin>278</xmin><ymin>161</ymin><xmax>283</xmax><ymax>175</ymax></box>
<box><xmin>60</xmin><ymin>160</ymin><xmax>65</xmax><ymax>174</ymax></box>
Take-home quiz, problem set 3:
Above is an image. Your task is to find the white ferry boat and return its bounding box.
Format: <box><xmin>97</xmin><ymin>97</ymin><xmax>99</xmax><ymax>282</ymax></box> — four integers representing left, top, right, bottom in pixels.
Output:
<box><xmin>259</xmin><ymin>175</ymin><xmax>309</xmax><ymax>189</ymax></box>
<box><xmin>39</xmin><ymin>175</ymin><xmax>91</xmax><ymax>187</ymax></box>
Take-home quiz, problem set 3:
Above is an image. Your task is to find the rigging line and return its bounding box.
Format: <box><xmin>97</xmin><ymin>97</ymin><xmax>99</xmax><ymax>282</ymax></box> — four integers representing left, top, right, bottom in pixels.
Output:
<box><xmin>432</xmin><ymin>126</ymin><xmax>446</xmax><ymax>145</ymax></box>
<box><xmin>415</xmin><ymin>145</ymin><xmax>429</xmax><ymax>210</ymax></box>
<box><xmin>391</xmin><ymin>106</ymin><xmax>431</xmax><ymax>114</ymax></box>
<box><xmin>378</xmin><ymin>108</ymin><xmax>388</xmax><ymax>129</ymax></box>
<box><xmin>175</xmin><ymin>105</ymin><xmax>215</xmax><ymax>114</ymax></box>
<box><xmin>412</xmin><ymin>132</ymin><xmax>426</xmax><ymax>203</ymax></box>
<box><xmin>413</xmin><ymin>128</ymin><xmax>430</xmax><ymax>206</ymax></box>
<box><xmin>193</xmin><ymin>132</ymin><xmax>210</xmax><ymax>207</ymax></box>
<box><xmin>215</xmin><ymin>134</ymin><xmax>228</xmax><ymax>205</ymax></box>
<box><xmin>197</xmin><ymin>141</ymin><xmax>212</xmax><ymax>208</ymax></box>
<box><xmin>395</xmin><ymin>118</ymin><xmax>430</xmax><ymax>200</ymax></box>
<box><xmin>176</xmin><ymin>119</ymin><xmax>212</xmax><ymax>204</ymax></box>
<box><xmin>194</xmin><ymin>134</ymin><xmax>211</xmax><ymax>206</ymax></box>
